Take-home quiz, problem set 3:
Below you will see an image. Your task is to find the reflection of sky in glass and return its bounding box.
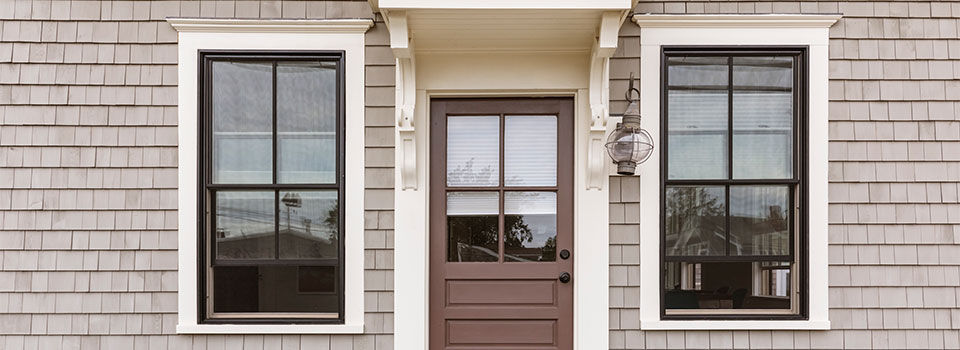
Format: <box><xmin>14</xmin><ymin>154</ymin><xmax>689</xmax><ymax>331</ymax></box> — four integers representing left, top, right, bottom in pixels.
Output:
<box><xmin>505</xmin><ymin>192</ymin><xmax>556</xmax><ymax>247</ymax></box>
<box><xmin>280</xmin><ymin>191</ymin><xmax>338</xmax><ymax>241</ymax></box>
<box><xmin>278</xmin><ymin>62</ymin><xmax>338</xmax><ymax>184</ymax></box>
<box><xmin>216</xmin><ymin>191</ymin><xmax>274</xmax><ymax>239</ymax></box>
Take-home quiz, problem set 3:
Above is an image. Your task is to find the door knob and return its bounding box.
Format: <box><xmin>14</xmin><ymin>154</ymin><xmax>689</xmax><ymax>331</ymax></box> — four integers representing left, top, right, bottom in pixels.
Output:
<box><xmin>558</xmin><ymin>272</ymin><xmax>571</xmax><ymax>283</ymax></box>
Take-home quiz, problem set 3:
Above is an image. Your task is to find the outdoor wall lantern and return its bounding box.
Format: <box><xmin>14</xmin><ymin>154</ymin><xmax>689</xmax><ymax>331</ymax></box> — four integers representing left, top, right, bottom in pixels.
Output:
<box><xmin>605</xmin><ymin>73</ymin><xmax>654</xmax><ymax>175</ymax></box>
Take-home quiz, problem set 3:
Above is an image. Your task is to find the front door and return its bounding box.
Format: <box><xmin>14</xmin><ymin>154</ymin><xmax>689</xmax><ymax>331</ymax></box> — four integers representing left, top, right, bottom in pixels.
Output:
<box><xmin>429</xmin><ymin>98</ymin><xmax>574</xmax><ymax>350</ymax></box>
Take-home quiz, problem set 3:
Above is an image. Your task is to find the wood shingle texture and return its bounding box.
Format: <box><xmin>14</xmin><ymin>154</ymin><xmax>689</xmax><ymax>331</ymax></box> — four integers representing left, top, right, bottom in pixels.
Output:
<box><xmin>609</xmin><ymin>1</ymin><xmax>960</xmax><ymax>349</ymax></box>
<box><xmin>0</xmin><ymin>1</ymin><xmax>394</xmax><ymax>349</ymax></box>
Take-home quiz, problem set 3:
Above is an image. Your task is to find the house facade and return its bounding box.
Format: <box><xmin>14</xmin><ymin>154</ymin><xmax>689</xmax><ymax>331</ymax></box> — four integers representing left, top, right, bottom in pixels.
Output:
<box><xmin>0</xmin><ymin>0</ymin><xmax>958</xmax><ymax>349</ymax></box>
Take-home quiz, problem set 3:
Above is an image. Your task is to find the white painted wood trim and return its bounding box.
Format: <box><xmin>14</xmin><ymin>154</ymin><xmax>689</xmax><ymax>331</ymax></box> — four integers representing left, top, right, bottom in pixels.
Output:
<box><xmin>393</xmin><ymin>50</ymin><xmax>610</xmax><ymax>349</ymax></box>
<box><xmin>378</xmin><ymin>0</ymin><xmax>631</xmax><ymax>10</ymax></box>
<box><xmin>634</xmin><ymin>15</ymin><xmax>837</xmax><ymax>331</ymax></box>
<box><xmin>632</xmin><ymin>14</ymin><xmax>842</xmax><ymax>28</ymax></box>
<box><xmin>171</xmin><ymin>21</ymin><xmax>368</xmax><ymax>334</ymax></box>
<box><xmin>167</xmin><ymin>18</ymin><xmax>374</xmax><ymax>33</ymax></box>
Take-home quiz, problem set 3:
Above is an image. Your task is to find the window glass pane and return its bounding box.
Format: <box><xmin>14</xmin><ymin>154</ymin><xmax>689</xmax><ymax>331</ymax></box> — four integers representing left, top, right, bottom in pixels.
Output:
<box><xmin>212</xmin><ymin>61</ymin><xmax>273</xmax><ymax>184</ymax></box>
<box><xmin>278</xmin><ymin>62</ymin><xmax>338</xmax><ymax>184</ymax></box>
<box><xmin>447</xmin><ymin>116</ymin><xmax>499</xmax><ymax>187</ymax></box>
<box><xmin>215</xmin><ymin>191</ymin><xmax>276</xmax><ymax>260</ymax></box>
<box><xmin>665</xmin><ymin>186</ymin><xmax>725</xmax><ymax>256</ymax></box>
<box><xmin>505</xmin><ymin>116</ymin><xmax>557</xmax><ymax>186</ymax></box>
<box><xmin>733</xmin><ymin>57</ymin><xmax>793</xmax><ymax>179</ymax></box>
<box><xmin>664</xmin><ymin>261</ymin><xmax>791</xmax><ymax>310</ymax></box>
<box><xmin>278</xmin><ymin>190</ymin><xmax>339</xmax><ymax>260</ymax></box>
<box><xmin>667</xmin><ymin>57</ymin><xmax>729</xmax><ymax>179</ymax></box>
<box><xmin>447</xmin><ymin>192</ymin><xmax>499</xmax><ymax>262</ymax></box>
<box><xmin>504</xmin><ymin>192</ymin><xmax>557</xmax><ymax>262</ymax></box>
<box><xmin>729</xmin><ymin>186</ymin><xmax>790</xmax><ymax>256</ymax></box>
<box><xmin>213</xmin><ymin>265</ymin><xmax>338</xmax><ymax>313</ymax></box>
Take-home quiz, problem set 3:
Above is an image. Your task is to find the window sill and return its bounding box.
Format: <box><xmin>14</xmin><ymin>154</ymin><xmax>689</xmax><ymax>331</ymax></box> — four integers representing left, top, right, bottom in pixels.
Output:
<box><xmin>640</xmin><ymin>319</ymin><xmax>830</xmax><ymax>330</ymax></box>
<box><xmin>176</xmin><ymin>323</ymin><xmax>364</xmax><ymax>334</ymax></box>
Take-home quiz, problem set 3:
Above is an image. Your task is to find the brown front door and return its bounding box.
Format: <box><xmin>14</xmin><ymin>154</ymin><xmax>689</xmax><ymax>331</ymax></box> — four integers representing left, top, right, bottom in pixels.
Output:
<box><xmin>430</xmin><ymin>98</ymin><xmax>574</xmax><ymax>350</ymax></box>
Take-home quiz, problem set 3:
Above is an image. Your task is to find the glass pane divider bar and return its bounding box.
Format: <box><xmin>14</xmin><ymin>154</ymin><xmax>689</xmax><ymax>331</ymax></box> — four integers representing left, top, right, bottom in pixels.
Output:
<box><xmin>207</xmin><ymin>184</ymin><xmax>340</xmax><ymax>190</ymax></box>
<box><xmin>444</xmin><ymin>186</ymin><xmax>559</xmax><ymax>191</ymax></box>
<box><xmin>664</xmin><ymin>180</ymin><xmax>798</xmax><ymax>185</ymax></box>
<box><xmin>663</xmin><ymin>255</ymin><xmax>793</xmax><ymax>262</ymax></box>
<box><xmin>212</xmin><ymin>259</ymin><xmax>339</xmax><ymax>266</ymax></box>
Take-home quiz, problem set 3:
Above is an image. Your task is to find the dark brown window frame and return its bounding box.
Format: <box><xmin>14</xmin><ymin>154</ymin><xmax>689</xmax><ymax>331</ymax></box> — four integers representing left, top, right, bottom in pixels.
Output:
<box><xmin>659</xmin><ymin>47</ymin><xmax>809</xmax><ymax>320</ymax></box>
<box><xmin>197</xmin><ymin>50</ymin><xmax>346</xmax><ymax>324</ymax></box>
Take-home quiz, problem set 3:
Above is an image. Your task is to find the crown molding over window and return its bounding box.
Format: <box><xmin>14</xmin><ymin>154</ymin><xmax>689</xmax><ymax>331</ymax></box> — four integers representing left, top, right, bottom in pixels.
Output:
<box><xmin>632</xmin><ymin>14</ymin><xmax>842</xmax><ymax>28</ymax></box>
<box><xmin>631</xmin><ymin>13</ymin><xmax>839</xmax><ymax>331</ymax></box>
<box><xmin>167</xmin><ymin>18</ymin><xmax>374</xmax><ymax>33</ymax></box>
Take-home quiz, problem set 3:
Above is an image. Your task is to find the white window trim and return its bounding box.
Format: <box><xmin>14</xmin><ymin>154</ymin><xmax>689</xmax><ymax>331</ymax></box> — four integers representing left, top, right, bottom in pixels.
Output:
<box><xmin>169</xmin><ymin>18</ymin><xmax>373</xmax><ymax>334</ymax></box>
<box><xmin>632</xmin><ymin>14</ymin><xmax>839</xmax><ymax>330</ymax></box>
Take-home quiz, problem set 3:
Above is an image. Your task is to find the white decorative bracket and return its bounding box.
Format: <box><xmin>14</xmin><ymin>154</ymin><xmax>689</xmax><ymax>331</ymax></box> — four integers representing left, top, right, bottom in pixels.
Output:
<box><xmin>587</xmin><ymin>11</ymin><xmax>626</xmax><ymax>190</ymax></box>
<box><xmin>385</xmin><ymin>11</ymin><xmax>418</xmax><ymax>190</ymax></box>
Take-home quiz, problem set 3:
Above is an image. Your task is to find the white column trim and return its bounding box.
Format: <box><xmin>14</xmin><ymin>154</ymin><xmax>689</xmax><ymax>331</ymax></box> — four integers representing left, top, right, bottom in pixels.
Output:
<box><xmin>632</xmin><ymin>14</ymin><xmax>838</xmax><ymax>330</ymax></box>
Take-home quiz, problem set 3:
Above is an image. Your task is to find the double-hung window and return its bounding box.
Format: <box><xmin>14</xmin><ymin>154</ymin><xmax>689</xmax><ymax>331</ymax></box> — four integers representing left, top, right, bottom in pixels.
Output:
<box><xmin>200</xmin><ymin>52</ymin><xmax>344</xmax><ymax>323</ymax></box>
<box><xmin>661</xmin><ymin>48</ymin><xmax>806</xmax><ymax>318</ymax></box>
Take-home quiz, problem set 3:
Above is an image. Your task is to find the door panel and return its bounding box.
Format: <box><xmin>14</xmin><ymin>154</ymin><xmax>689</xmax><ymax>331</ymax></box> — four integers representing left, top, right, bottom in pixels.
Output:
<box><xmin>430</xmin><ymin>98</ymin><xmax>574</xmax><ymax>350</ymax></box>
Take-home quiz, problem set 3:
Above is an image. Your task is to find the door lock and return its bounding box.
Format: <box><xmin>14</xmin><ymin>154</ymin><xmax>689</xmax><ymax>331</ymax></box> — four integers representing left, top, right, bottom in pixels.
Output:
<box><xmin>558</xmin><ymin>272</ymin><xmax>571</xmax><ymax>283</ymax></box>
<box><xmin>559</xmin><ymin>249</ymin><xmax>570</xmax><ymax>260</ymax></box>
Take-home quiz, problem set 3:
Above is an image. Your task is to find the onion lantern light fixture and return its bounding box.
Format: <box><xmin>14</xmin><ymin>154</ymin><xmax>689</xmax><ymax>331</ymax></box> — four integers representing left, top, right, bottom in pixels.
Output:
<box><xmin>605</xmin><ymin>73</ymin><xmax>654</xmax><ymax>175</ymax></box>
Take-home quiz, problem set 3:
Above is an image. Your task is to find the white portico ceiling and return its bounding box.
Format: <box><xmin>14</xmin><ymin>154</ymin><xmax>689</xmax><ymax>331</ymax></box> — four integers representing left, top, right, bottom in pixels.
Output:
<box><xmin>404</xmin><ymin>9</ymin><xmax>610</xmax><ymax>53</ymax></box>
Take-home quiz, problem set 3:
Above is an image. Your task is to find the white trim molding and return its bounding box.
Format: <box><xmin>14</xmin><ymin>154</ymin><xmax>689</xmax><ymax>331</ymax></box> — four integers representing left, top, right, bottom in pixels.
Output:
<box><xmin>586</xmin><ymin>11</ymin><xmax>627</xmax><ymax>190</ymax></box>
<box><xmin>170</xmin><ymin>18</ymin><xmax>372</xmax><ymax>334</ymax></box>
<box><xmin>383</xmin><ymin>11</ymin><xmax>418</xmax><ymax>190</ymax></box>
<box><xmin>632</xmin><ymin>14</ymin><xmax>838</xmax><ymax>330</ymax></box>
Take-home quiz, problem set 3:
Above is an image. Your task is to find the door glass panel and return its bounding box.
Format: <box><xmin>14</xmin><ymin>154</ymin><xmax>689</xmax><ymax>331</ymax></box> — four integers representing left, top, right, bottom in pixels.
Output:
<box><xmin>504</xmin><ymin>116</ymin><xmax>557</xmax><ymax>186</ymax></box>
<box><xmin>447</xmin><ymin>192</ymin><xmax>499</xmax><ymax>262</ymax></box>
<box><xmin>277</xmin><ymin>62</ymin><xmax>338</xmax><ymax>184</ymax></box>
<box><xmin>733</xmin><ymin>56</ymin><xmax>794</xmax><ymax>179</ymax></box>
<box><xmin>664</xmin><ymin>186</ymin><xmax>726</xmax><ymax>256</ymax></box>
<box><xmin>215</xmin><ymin>191</ymin><xmax>276</xmax><ymax>260</ymax></box>
<box><xmin>504</xmin><ymin>192</ymin><xmax>557</xmax><ymax>262</ymax></box>
<box><xmin>447</xmin><ymin>116</ymin><xmax>500</xmax><ymax>187</ymax></box>
<box><xmin>666</xmin><ymin>56</ymin><xmax>729</xmax><ymax>180</ymax></box>
<box><xmin>278</xmin><ymin>190</ymin><xmax>339</xmax><ymax>259</ymax></box>
<box><xmin>211</xmin><ymin>61</ymin><xmax>273</xmax><ymax>184</ymax></box>
<box><xmin>729</xmin><ymin>186</ymin><xmax>790</xmax><ymax>256</ymax></box>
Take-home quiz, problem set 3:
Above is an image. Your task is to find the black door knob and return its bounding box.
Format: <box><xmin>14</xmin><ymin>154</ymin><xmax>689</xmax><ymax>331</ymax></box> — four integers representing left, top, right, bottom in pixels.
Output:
<box><xmin>559</xmin><ymin>272</ymin><xmax>571</xmax><ymax>283</ymax></box>
<box><xmin>559</xmin><ymin>249</ymin><xmax>570</xmax><ymax>260</ymax></box>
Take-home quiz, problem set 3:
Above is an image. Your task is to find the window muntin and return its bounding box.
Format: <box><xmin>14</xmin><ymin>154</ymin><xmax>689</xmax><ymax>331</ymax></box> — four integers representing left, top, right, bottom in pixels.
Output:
<box><xmin>661</xmin><ymin>49</ymin><xmax>804</xmax><ymax>318</ymax></box>
<box><xmin>201</xmin><ymin>52</ymin><xmax>344</xmax><ymax>323</ymax></box>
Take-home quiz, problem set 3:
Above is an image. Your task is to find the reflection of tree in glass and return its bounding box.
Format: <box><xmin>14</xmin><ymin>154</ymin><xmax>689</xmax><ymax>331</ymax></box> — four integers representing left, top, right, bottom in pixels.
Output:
<box><xmin>323</xmin><ymin>201</ymin><xmax>339</xmax><ymax>243</ymax></box>
<box><xmin>666</xmin><ymin>187</ymin><xmax>724</xmax><ymax>255</ymax></box>
<box><xmin>448</xmin><ymin>158</ymin><xmax>496</xmax><ymax>185</ymax></box>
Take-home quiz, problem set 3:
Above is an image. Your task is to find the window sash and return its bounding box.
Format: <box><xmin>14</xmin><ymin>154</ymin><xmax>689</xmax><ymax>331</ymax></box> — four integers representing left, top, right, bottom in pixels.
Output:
<box><xmin>660</xmin><ymin>48</ymin><xmax>806</xmax><ymax>319</ymax></box>
<box><xmin>199</xmin><ymin>52</ymin><xmax>346</xmax><ymax>323</ymax></box>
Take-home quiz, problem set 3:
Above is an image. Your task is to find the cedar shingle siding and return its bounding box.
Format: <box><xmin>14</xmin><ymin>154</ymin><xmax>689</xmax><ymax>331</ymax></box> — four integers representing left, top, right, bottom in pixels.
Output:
<box><xmin>0</xmin><ymin>1</ymin><xmax>957</xmax><ymax>349</ymax></box>
<box><xmin>0</xmin><ymin>1</ymin><xmax>394</xmax><ymax>349</ymax></box>
<box><xmin>609</xmin><ymin>2</ymin><xmax>960</xmax><ymax>349</ymax></box>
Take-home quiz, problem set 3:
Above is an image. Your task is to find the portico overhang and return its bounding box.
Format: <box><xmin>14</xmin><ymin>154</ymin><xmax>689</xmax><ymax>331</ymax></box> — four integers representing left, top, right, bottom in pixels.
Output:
<box><xmin>376</xmin><ymin>0</ymin><xmax>634</xmax><ymax>191</ymax></box>
<box><xmin>377</xmin><ymin>1</ymin><xmax>634</xmax><ymax>349</ymax></box>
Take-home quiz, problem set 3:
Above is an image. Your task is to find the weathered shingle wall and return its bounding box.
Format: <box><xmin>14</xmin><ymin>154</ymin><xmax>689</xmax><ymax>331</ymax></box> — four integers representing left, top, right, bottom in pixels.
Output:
<box><xmin>0</xmin><ymin>1</ymin><xmax>394</xmax><ymax>349</ymax></box>
<box><xmin>609</xmin><ymin>1</ymin><xmax>960</xmax><ymax>349</ymax></box>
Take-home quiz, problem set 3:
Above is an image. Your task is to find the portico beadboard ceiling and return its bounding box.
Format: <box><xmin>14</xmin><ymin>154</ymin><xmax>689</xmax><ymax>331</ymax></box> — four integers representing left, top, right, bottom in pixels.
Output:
<box><xmin>404</xmin><ymin>9</ymin><xmax>609</xmax><ymax>53</ymax></box>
